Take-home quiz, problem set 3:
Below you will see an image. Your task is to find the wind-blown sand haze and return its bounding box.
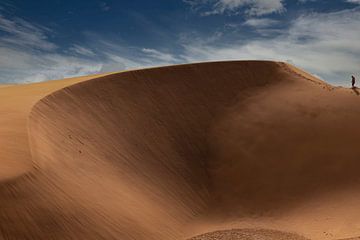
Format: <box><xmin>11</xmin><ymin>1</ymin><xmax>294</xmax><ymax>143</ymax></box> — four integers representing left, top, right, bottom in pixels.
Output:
<box><xmin>1</xmin><ymin>61</ymin><xmax>360</xmax><ymax>240</ymax></box>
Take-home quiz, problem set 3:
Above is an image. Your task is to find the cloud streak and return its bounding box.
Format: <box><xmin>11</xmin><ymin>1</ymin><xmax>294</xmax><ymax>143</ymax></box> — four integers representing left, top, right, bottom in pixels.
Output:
<box><xmin>347</xmin><ymin>0</ymin><xmax>360</xmax><ymax>4</ymax></box>
<box><xmin>0</xmin><ymin>4</ymin><xmax>359</xmax><ymax>86</ymax></box>
<box><xmin>0</xmin><ymin>15</ymin><xmax>104</xmax><ymax>83</ymax></box>
<box><xmin>184</xmin><ymin>0</ymin><xmax>285</xmax><ymax>16</ymax></box>
<box><xmin>179</xmin><ymin>7</ymin><xmax>360</xmax><ymax>85</ymax></box>
<box><xmin>243</xmin><ymin>18</ymin><xmax>280</xmax><ymax>27</ymax></box>
<box><xmin>0</xmin><ymin>15</ymin><xmax>56</xmax><ymax>51</ymax></box>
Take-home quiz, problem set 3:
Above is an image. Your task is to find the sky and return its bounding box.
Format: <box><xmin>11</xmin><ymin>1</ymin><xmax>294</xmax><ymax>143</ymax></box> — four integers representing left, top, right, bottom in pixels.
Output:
<box><xmin>0</xmin><ymin>0</ymin><xmax>359</xmax><ymax>85</ymax></box>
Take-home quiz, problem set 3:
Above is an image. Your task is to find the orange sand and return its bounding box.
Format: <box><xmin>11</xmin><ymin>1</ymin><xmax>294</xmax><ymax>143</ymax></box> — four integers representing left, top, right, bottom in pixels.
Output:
<box><xmin>1</xmin><ymin>61</ymin><xmax>360</xmax><ymax>240</ymax></box>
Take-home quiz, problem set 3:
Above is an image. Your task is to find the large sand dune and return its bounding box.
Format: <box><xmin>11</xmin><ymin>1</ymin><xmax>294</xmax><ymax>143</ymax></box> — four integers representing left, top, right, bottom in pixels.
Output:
<box><xmin>1</xmin><ymin>61</ymin><xmax>360</xmax><ymax>240</ymax></box>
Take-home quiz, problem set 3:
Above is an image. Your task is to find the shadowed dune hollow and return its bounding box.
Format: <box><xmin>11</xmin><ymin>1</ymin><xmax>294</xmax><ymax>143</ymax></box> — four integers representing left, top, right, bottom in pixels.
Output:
<box><xmin>1</xmin><ymin>61</ymin><xmax>360</xmax><ymax>240</ymax></box>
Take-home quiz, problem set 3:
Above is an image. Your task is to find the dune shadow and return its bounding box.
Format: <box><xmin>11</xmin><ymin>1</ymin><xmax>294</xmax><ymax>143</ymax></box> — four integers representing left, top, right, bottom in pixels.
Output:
<box><xmin>352</xmin><ymin>87</ymin><xmax>360</xmax><ymax>95</ymax></box>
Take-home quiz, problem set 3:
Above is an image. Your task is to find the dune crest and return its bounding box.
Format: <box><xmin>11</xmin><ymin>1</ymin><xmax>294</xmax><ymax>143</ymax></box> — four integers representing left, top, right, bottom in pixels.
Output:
<box><xmin>1</xmin><ymin>61</ymin><xmax>360</xmax><ymax>239</ymax></box>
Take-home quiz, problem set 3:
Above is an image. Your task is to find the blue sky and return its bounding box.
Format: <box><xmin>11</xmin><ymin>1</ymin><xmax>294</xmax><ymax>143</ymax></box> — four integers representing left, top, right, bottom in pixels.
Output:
<box><xmin>0</xmin><ymin>0</ymin><xmax>359</xmax><ymax>85</ymax></box>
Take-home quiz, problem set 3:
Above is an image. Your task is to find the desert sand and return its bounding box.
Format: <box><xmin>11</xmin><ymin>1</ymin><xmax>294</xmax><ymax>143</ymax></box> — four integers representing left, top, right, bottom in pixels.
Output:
<box><xmin>1</xmin><ymin>61</ymin><xmax>360</xmax><ymax>240</ymax></box>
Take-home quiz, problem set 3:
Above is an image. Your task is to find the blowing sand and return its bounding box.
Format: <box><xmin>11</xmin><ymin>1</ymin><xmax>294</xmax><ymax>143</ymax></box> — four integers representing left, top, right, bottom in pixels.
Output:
<box><xmin>0</xmin><ymin>61</ymin><xmax>360</xmax><ymax>240</ymax></box>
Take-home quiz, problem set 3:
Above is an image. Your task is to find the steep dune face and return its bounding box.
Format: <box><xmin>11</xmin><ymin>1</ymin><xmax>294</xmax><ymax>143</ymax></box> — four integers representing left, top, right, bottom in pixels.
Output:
<box><xmin>26</xmin><ymin>61</ymin><xmax>281</xmax><ymax>239</ymax></box>
<box><xmin>0</xmin><ymin>74</ymin><xmax>110</xmax><ymax>181</ymax></box>
<box><xmin>1</xmin><ymin>61</ymin><xmax>360</xmax><ymax>239</ymax></box>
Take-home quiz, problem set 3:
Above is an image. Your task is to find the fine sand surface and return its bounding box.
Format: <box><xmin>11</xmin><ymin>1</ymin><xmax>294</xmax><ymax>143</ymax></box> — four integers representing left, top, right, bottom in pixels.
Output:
<box><xmin>1</xmin><ymin>61</ymin><xmax>360</xmax><ymax>240</ymax></box>
<box><xmin>0</xmin><ymin>73</ymin><xmax>111</xmax><ymax>181</ymax></box>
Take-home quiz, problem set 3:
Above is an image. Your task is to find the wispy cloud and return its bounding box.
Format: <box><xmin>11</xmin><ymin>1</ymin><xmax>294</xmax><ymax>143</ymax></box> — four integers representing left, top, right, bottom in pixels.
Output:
<box><xmin>0</xmin><ymin>15</ymin><xmax>103</xmax><ymax>83</ymax></box>
<box><xmin>141</xmin><ymin>48</ymin><xmax>179</xmax><ymax>63</ymax></box>
<box><xmin>184</xmin><ymin>0</ymin><xmax>285</xmax><ymax>16</ymax></box>
<box><xmin>0</xmin><ymin>4</ymin><xmax>359</xmax><ymax>86</ymax></box>
<box><xmin>0</xmin><ymin>15</ymin><xmax>56</xmax><ymax>51</ymax></box>
<box><xmin>347</xmin><ymin>0</ymin><xmax>360</xmax><ymax>4</ymax></box>
<box><xmin>69</xmin><ymin>44</ymin><xmax>96</xmax><ymax>57</ymax></box>
<box><xmin>0</xmin><ymin>14</ymin><xmax>181</xmax><ymax>83</ymax></box>
<box><xmin>0</xmin><ymin>45</ymin><xmax>103</xmax><ymax>83</ymax></box>
<box><xmin>243</xmin><ymin>18</ymin><xmax>280</xmax><ymax>27</ymax></box>
<box><xmin>179</xmin><ymin>7</ymin><xmax>360</xmax><ymax>85</ymax></box>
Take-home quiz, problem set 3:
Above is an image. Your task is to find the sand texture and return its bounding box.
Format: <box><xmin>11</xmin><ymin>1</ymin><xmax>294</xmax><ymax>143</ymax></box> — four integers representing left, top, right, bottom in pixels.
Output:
<box><xmin>1</xmin><ymin>61</ymin><xmax>360</xmax><ymax>240</ymax></box>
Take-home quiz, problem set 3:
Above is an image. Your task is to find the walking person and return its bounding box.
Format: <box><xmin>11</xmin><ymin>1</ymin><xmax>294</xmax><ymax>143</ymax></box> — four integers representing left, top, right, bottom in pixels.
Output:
<box><xmin>352</xmin><ymin>75</ymin><xmax>356</xmax><ymax>88</ymax></box>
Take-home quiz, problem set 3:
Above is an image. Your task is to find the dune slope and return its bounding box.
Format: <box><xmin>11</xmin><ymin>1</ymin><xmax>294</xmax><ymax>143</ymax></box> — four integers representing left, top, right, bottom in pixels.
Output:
<box><xmin>0</xmin><ymin>73</ymin><xmax>110</xmax><ymax>181</ymax></box>
<box><xmin>1</xmin><ymin>61</ymin><xmax>360</xmax><ymax>240</ymax></box>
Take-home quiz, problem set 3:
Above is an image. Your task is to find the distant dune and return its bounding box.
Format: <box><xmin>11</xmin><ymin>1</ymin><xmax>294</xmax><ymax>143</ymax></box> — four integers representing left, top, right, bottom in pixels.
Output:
<box><xmin>1</xmin><ymin>61</ymin><xmax>360</xmax><ymax>240</ymax></box>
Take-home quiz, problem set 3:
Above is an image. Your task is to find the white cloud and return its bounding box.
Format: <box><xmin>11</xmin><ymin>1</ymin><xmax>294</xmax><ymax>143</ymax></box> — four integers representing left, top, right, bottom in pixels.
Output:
<box><xmin>0</xmin><ymin>46</ymin><xmax>103</xmax><ymax>83</ymax></box>
<box><xmin>100</xmin><ymin>53</ymin><xmax>143</xmax><ymax>72</ymax></box>
<box><xmin>243</xmin><ymin>18</ymin><xmax>279</xmax><ymax>27</ymax></box>
<box><xmin>141</xmin><ymin>48</ymin><xmax>179</xmax><ymax>63</ymax></box>
<box><xmin>0</xmin><ymin>15</ymin><xmax>104</xmax><ymax>83</ymax></box>
<box><xmin>179</xmin><ymin>8</ymin><xmax>360</xmax><ymax>85</ymax></box>
<box><xmin>0</xmin><ymin>15</ymin><xmax>181</xmax><ymax>83</ymax></box>
<box><xmin>0</xmin><ymin>15</ymin><xmax>56</xmax><ymax>51</ymax></box>
<box><xmin>0</xmin><ymin>13</ymin><xmax>174</xmax><ymax>83</ymax></box>
<box><xmin>185</xmin><ymin>0</ymin><xmax>285</xmax><ymax>16</ymax></box>
<box><xmin>69</xmin><ymin>44</ymin><xmax>96</xmax><ymax>57</ymax></box>
<box><xmin>1</xmin><ymin>6</ymin><xmax>359</xmax><ymax>86</ymax></box>
<box><xmin>347</xmin><ymin>0</ymin><xmax>360</xmax><ymax>4</ymax></box>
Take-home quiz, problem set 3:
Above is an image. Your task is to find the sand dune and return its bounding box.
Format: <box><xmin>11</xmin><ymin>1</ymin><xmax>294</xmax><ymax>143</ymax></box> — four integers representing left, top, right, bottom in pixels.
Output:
<box><xmin>0</xmin><ymin>73</ymin><xmax>111</xmax><ymax>182</ymax></box>
<box><xmin>1</xmin><ymin>61</ymin><xmax>360</xmax><ymax>240</ymax></box>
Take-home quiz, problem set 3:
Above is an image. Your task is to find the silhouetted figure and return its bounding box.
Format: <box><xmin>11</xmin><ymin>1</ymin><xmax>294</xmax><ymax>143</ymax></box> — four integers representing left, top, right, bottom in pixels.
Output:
<box><xmin>352</xmin><ymin>75</ymin><xmax>356</xmax><ymax>88</ymax></box>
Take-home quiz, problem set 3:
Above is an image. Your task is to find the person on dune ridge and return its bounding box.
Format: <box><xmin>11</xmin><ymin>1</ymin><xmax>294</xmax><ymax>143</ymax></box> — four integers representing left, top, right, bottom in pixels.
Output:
<box><xmin>352</xmin><ymin>75</ymin><xmax>356</xmax><ymax>88</ymax></box>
